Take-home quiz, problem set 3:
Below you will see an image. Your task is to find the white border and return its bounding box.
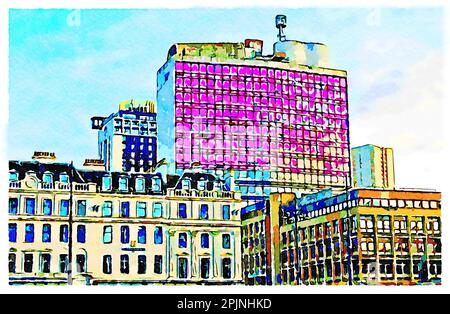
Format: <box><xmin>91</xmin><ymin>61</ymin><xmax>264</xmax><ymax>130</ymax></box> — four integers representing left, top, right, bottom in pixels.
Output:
<box><xmin>1</xmin><ymin>0</ymin><xmax>449</xmax><ymax>294</ymax></box>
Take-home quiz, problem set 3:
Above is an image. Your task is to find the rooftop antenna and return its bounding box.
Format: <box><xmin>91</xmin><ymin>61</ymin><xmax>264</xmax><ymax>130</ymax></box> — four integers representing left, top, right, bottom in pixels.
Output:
<box><xmin>276</xmin><ymin>14</ymin><xmax>287</xmax><ymax>41</ymax></box>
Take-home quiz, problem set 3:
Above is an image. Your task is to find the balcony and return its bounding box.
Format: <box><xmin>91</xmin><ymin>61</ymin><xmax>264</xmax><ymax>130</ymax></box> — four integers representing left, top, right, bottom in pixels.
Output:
<box><xmin>9</xmin><ymin>181</ymin><xmax>21</xmax><ymax>189</ymax></box>
<box><xmin>73</xmin><ymin>183</ymin><xmax>96</xmax><ymax>193</ymax></box>
<box><xmin>9</xmin><ymin>180</ymin><xmax>95</xmax><ymax>193</ymax></box>
<box><xmin>167</xmin><ymin>188</ymin><xmax>240</xmax><ymax>200</ymax></box>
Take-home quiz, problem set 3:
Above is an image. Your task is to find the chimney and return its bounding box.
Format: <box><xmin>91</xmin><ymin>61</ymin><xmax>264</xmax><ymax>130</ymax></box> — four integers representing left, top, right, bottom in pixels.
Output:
<box><xmin>244</xmin><ymin>39</ymin><xmax>264</xmax><ymax>58</ymax></box>
<box><xmin>83</xmin><ymin>159</ymin><xmax>105</xmax><ymax>171</ymax></box>
<box><xmin>32</xmin><ymin>151</ymin><xmax>57</xmax><ymax>163</ymax></box>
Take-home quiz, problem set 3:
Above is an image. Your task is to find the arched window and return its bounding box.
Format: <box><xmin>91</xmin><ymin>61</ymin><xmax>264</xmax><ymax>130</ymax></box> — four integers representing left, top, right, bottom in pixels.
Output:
<box><xmin>198</xmin><ymin>178</ymin><xmax>207</xmax><ymax>191</ymax></box>
<box><xmin>9</xmin><ymin>170</ymin><xmax>18</xmax><ymax>182</ymax></box>
<box><xmin>181</xmin><ymin>178</ymin><xmax>191</xmax><ymax>190</ymax></box>
<box><xmin>42</xmin><ymin>172</ymin><xmax>53</xmax><ymax>184</ymax></box>
<box><xmin>59</xmin><ymin>173</ymin><xmax>69</xmax><ymax>183</ymax></box>
<box><xmin>151</xmin><ymin>177</ymin><xmax>161</xmax><ymax>192</ymax></box>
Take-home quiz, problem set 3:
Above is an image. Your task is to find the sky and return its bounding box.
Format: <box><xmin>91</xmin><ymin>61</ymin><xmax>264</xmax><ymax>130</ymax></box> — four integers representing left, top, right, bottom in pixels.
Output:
<box><xmin>8</xmin><ymin>8</ymin><xmax>444</xmax><ymax>190</ymax></box>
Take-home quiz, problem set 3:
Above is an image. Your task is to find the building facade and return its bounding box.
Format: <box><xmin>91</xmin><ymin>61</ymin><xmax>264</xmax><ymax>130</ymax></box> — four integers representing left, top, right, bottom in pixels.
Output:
<box><xmin>352</xmin><ymin>144</ymin><xmax>395</xmax><ymax>189</ymax></box>
<box><xmin>8</xmin><ymin>155</ymin><xmax>243</xmax><ymax>285</ymax></box>
<box><xmin>157</xmin><ymin>17</ymin><xmax>350</xmax><ymax>200</ymax></box>
<box><xmin>241</xmin><ymin>188</ymin><xmax>441</xmax><ymax>285</ymax></box>
<box><xmin>91</xmin><ymin>100</ymin><xmax>158</xmax><ymax>173</ymax></box>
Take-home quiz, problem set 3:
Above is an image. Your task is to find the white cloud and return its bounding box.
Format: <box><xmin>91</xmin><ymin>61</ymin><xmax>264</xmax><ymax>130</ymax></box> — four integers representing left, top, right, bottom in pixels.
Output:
<box><xmin>350</xmin><ymin>50</ymin><xmax>443</xmax><ymax>190</ymax></box>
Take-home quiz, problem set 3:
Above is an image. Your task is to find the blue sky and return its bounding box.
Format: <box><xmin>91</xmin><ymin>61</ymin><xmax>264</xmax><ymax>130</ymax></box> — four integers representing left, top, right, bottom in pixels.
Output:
<box><xmin>8</xmin><ymin>8</ymin><xmax>444</xmax><ymax>188</ymax></box>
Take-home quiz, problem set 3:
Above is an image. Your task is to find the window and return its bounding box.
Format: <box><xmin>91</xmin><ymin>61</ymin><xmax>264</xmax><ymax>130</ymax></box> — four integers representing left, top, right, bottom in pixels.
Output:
<box><xmin>179</xmin><ymin>232</ymin><xmax>188</xmax><ymax>248</ymax></box>
<box><xmin>24</xmin><ymin>253</ymin><xmax>33</xmax><ymax>273</ymax></box>
<box><xmin>223</xmin><ymin>205</ymin><xmax>231</xmax><ymax>220</ymax></box>
<box><xmin>59</xmin><ymin>174</ymin><xmax>69</xmax><ymax>183</ymax></box>
<box><xmin>360</xmin><ymin>238</ymin><xmax>375</xmax><ymax>255</ymax></box>
<box><xmin>138</xmin><ymin>255</ymin><xmax>146</xmax><ymax>274</ymax></box>
<box><xmin>153</xmin><ymin>203</ymin><xmax>163</xmax><ymax>218</ymax></box>
<box><xmin>222</xmin><ymin>234</ymin><xmax>231</xmax><ymax>249</ymax></box>
<box><xmin>178</xmin><ymin>203</ymin><xmax>187</xmax><ymax>218</ymax></box>
<box><xmin>135</xmin><ymin>177</ymin><xmax>145</xmax><ymax>192</ymax></box>
<box><xmin>60</xmin><ymin>199</ymin><xmax>69</xmax><ymax>216</ymax></box>
<box><xmin>103</xmin><ymin>226</ymin><xmax>113</xmax><ymax>244</ymax></box>
<box><xmin>427</xmin><ymin>217</ymin><xmax>440</xmax><ymax>234</ymax></box>
<box><xmin>152</xmin><ymin>177</ymin><xmax>161</xmax><ymax>192</ymax></box>
<box><xmin>395</xmin><ymin>238</ymin><xmax>409</xmax><ymax>255</ymax></box>
<box><xmin>120</xmin><ymin>255</ymin><xmax>130</xmax><ymax>274</ymax></box>
<box><xmin>138</xmin><ymin>226</ymin><xmax>146</xmax><ymax>244</ymax></box>
<box><xmin>59</xmin><ymin>254</ymin><xmax>68</xmax><ymax>273</ymax></box>
<box><xmin>412</xmin><ymin>238</ymin><xmax>425</xmax><ymax>254</ymax></box>
<box><xmin>103</xmin><ymin>255</ymin><xmax>112</xmax><ymax>274</ymax></box>
<box><xmin>119</xmin><ymin>177</ymin><xmax>128</xmax><ymax>191</ymax></box>
<box><xmin>359</xmin><ymin>215</ymin><xmax>374</xmax><ymax>233</ymax></box>
<box><xmin>25</xmin><ymin>198</ymin><xmax>35</xmax><ymax>215</ymax></box>
<box><xmin>77</xmin><ymin>200</ymin><xmax>86</xmax><ymax>216</ymax></box>
<box><xmin>60</xmin><ymin>225</ymin><xmax>69</xmax><ymax>243</ymax></box>
<box><xmin>121</xmin><ymin>226</ymin><xmax>130</xmax><ymax>244</ymax></box>
<box><xmin>430</xmin><ymin>261</ymin><xmax>442</xmax><ymax>276</ymax></box>
<box><xmin>178</xmin><ymin>257</ymin><xmax>188</xmax><ymax>279</ymax></box>
<box><xmin>40</xmin><ymin>254</ymin><xmax>51</xmax><ymax>273</ymax></box>
<box><xmin>120</xmin><ymin>202</ymin><xmax>130</xmax><ymax>218</ymax></box>
<box><xmin>9</xmin><ymin>253</ymin><xmax>16</xmax><ymax>273</ymax></box>
<box><xmin>42</xmin><ymin>172</ymin><xmax>53</xmax><ymax>184</ymax></box>
<box><xmin>102</xmin><ymin>176</ymin><xmax>112</xmax><ymax>191</ymax></box>
<box><xmin>411</xmin><ymin>217</ymin><xmax>424</xmax><ymax>234</ymax></box>
<box><xmin>40</xmin><ymin>199</ymin><xmax>52</xmax><ymax>216</ymax></box>
<box><xmin>77</xmin><ymin>225</ymin><xmax>86</xmax><ymax>243</ymax></box>
<box><xmin>102</xmin><ymin>201</ymin><xmax>113</xmax><ymax>217</ymax></box>
<box><xmin>198</xmin><ymin>179</ymin><xmax>207</xmax><ymax>191</ymax></box>
<box><xmin>154</xmin><ymin>226</ymin><xmax>163</xmax><ymax>244</ymax></box>
<box><xmin>136</xmin><ymin>202</ymin><xmax>147</xmax><ymax>218</ymax></box>
<box><xmin>181</xmin><ymin>179</ymin><xmax>191</xmax><ymax>190</ymax></box>
<box><xmin>378</xmin><ymin>238</ymin><xmax>392</xmax><ymax>254</ymax></box>
<box><xmin>200</xmin><ymin>258</ymin><xmax>210</xmax><ymax>279</ymax></box>
<box><xmin>9</xmin><ymin>223</ymin><xmax>17</xmax><ymax>242</ymax></box>
<box><xmin>214</xmin><ymin>180</ymin><xmax>222</xmax><ymax>190</ymax></box>
<box><xmin>200</xmin><ymin>233</ymin><xmax>210</xmax><ymax>248</ymax></box>
<box><xmin>379</xmin><ymin>260</ymin><xmax>394</xmax><ymax>278</ymax></box>
<box><xmin>200</xmin><ymin>204</ymin><xmax>209</xmax><ymax>219</ymax></box>
<box><xmin>9</xmin><ymin>171</ymin><xmax>18</xmax><ymax>182</ymax></box>
<box><xmin>222</xmin><ymin>258</ymin><xmax>232</xmax><ymax>279</ymax></box>
<box><xmin>9</xmin><ymin>198</ymin><xmax>18</xmax><ymax>214</ymax></box>
<box><xmin>377</xmin><ymin>216</ymin><xmax>391</xmax><ymax>233</ymax></box>
<box><xmin>394</xmin><ymin>216</ymin><xmax>408</xmax><ymax>234</ymax></box>
<box><xmin>154</xmin><ymin>255</ymin><xmax>163</xmax><ymax>274</ymax></box>
<box><xmin>76</xmin><ymin>254</ymin><xmax>86</xmax><ymax>273</ymax></box>
<box><xmin>25</xmin><ymin>224</ymin><xmax>34</xmax><ymax>243</ymax></box>
<box><xmin>42</xmin><ymin>224</ymin><xmax>51</xmax><ymax>243</ymax></box>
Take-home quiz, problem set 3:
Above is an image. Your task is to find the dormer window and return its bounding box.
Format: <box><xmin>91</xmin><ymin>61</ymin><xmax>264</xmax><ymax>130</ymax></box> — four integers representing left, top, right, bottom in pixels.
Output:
<box><xmin>119</xmin><ymin>176</ymin><xmax>128</xmax><ymax>191</ymax></box>
<box><xmin>182</xmin><ymin>178</ymin><xmax>191</xmax><ymax>190</ymax></box>
<box><xmin>151</xmin><ymin>177</ymin><xmax>161</xmax><ymax>192</ymax></box>
<box><xmin>198</xmin><ymin>178</ymin><xmax>207</xmax><ymax>191</ymax></box>
<box><xmin>59</xmin><ymin>173</ymin><xmax>69</xmax><ymax>183</ymax></box>
<box><xmin>135</xmin><ymin>177</ymin><xmax>145</xmax><ymax>192</ymax></box>
<box><xmin>214</xmin><ymin>181</ymin><xmax>222</xmax><ymax>191</ymax></box>
<box><xmin>9</xmin><ymin>171</ymin><xmax>18</xmax><ymax>182</ymax></box>
<box><xmin>102</xmin><ymin>175</ymin><xmax>112</xmax><ymax>191</ymax></box>
<box><xmin>42</xmin><ymin>172</ymin><xmax>53</xmax><ymax>184</ymax></box>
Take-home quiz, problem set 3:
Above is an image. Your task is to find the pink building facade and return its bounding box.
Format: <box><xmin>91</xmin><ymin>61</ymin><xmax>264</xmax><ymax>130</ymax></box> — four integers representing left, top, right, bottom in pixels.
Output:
<box><xmin>157</xmin><ymin>42</ymin><xmax>350</xmax><ymax>197</ymax></box>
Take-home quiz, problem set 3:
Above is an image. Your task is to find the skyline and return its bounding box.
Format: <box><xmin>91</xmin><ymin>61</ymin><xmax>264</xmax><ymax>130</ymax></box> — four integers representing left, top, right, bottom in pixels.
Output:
<box><xmin>8</xmin><ymin>8</ymin><xmax>444</xmax><ymax>190</ymax></box>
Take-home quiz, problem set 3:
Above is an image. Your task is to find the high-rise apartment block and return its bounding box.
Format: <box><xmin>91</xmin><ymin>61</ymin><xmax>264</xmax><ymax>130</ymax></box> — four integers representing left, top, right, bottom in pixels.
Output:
<box><xmin>157</xmin><ymin>16</ymin><xmax>350</xmax><ymax>199</ymax></box>
<box><xmin>91</xmin><ymin>100</ymin><xmax>158</xmax><ymax>173</ymax></box>
<box><xmin>352</xmin><ymin>144</ymin><xmax>395</xmax><ymax>189</ymax></box>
